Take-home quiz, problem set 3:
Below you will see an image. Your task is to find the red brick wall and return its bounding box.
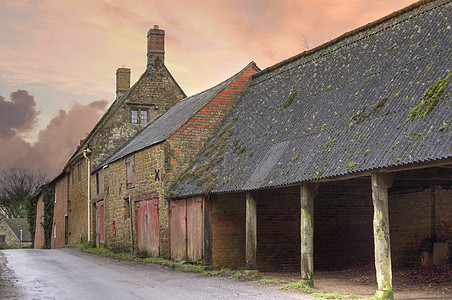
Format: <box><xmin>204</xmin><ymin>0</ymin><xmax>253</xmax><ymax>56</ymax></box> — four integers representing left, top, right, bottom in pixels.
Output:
<box><xmin>34</xmin><ymin>194</ymin><xmax>45</xmax><ymax>249</ymax></box>
<box><xmin>254</xmin><ymin>187</ymin><xmax>301</xmax><ymax>271</ymax></box>
<box><xmin>51</xmin><ymin>174</ymin><xmax>69</xmax><ymax>248</ymax></box>
<box><xmin>166</xmin><ymin>64</ymin><xmax>259</xmax><ymax>188</ymax></box>
<box><xmin>212</xmin><ymin>193</ymin><xmax>246</xmax><ymax>269</ymax></box>
<box><xmin>389</xmin><ymin>187</ymin><xmax>452</xmax><ymax>263</ymax></box>
<box><xmin>314</xmin><ymin>178</ymin><xmax>374</xmax><ymax>270</ymax></box>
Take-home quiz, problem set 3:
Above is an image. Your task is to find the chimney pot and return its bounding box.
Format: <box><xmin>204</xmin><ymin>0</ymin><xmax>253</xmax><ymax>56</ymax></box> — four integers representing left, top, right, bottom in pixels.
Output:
<box><xmin>147</xmin><ymin>25</ymin><xmax>165</xmax><ymax>69</ymax></box>
<box><xmin>116</xmin><ymin>67</ymin><xmax>131</xmax><ymax>99</ymax></box>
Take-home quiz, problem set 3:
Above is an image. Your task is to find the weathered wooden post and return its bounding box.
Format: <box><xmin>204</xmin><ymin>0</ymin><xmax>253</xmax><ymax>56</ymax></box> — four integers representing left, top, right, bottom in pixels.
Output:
<box><xmin>300</xmin><ymin>182</ymin><xmax>318</xmax><ymax>287</ymax></box>
<box><xmin>371</xmin><ymin>172</ymin><xmax>395</xmax><ymax>300</ymax></box>
<box><xmin>246</xmin><ymin>192</ymin><xmax>257</xmax><ymax>269</ymax></box>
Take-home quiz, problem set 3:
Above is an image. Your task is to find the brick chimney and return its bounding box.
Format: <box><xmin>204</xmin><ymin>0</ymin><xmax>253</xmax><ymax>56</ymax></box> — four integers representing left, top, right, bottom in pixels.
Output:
<box><xmin>147</xmin><ymin>25</ymin><xmax>165</xmax><ymax>69</ymax></box>
<box><xmin>116</xmin><ymin>66</ymin><xmax>130</xmax><ymax>99</ymax></box>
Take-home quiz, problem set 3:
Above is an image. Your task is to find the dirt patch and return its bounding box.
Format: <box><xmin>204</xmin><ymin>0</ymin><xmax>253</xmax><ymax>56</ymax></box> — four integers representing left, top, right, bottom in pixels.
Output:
<box><xmin>0</xmin><ymin>251</ymin><xmax>22</xmax><ymax>299</ymax></box>
<box><xmin>260</xmin><ymin>263</ymin><xmax>452</xmax><ymax>299</ymax></box>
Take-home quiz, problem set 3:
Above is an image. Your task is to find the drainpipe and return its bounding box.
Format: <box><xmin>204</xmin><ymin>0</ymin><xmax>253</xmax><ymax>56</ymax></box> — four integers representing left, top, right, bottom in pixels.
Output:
<box><xmin>83</xmin><ymin>149</ymin><xmax>92</xmax><ymax>242</ymax></box>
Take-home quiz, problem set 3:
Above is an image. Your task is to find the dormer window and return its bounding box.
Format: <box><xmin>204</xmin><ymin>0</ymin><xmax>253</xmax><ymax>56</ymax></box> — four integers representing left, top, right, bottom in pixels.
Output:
<box><xmin>131</xmin><ymin>108</ymin><xmax>148</xmax><ymax>124</ymax></box>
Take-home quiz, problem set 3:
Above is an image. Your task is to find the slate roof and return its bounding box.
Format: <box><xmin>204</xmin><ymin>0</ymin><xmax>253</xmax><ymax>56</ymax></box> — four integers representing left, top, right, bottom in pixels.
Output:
<box><xmin>172</xmin><ymin>0</ymin><xmax>452</xmax><ymax>198</ymax></box>
<box><xmin>5</xmin><ymin>218</ymin><xmax>31</xmax><ymax>242</ymax></box>
<box><xmin>94</xmin><ymin>62</ymin><xmax>258</xmax><ymax>171</ymax></box>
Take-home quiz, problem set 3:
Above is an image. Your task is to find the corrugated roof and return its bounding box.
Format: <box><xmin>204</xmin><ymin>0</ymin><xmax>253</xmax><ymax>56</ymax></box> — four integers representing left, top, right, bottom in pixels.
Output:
<box><xmin>172</xmin><ymin>0</ymin><xmax>452</xmax><ymax>198</ymax></box>
<box><xmin>94</xmin><ymin>62</ymin><xmax>258</xmax><ymax>171</ymax></box>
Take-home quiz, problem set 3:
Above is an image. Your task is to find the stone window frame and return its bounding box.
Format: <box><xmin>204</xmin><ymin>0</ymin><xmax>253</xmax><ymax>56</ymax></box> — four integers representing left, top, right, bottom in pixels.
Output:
<box><xmin>127</xmin><ymin>103</ymin><xmax>154</xmax><ymax>125</ymax></box>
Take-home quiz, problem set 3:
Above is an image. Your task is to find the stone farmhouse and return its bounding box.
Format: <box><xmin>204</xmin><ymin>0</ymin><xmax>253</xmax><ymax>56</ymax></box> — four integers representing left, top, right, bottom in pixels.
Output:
<box><xmin>170</xmin><ymin>0</ymin><xmax>452</xmax><ymax>298</ymax></box>
<box><xmin>91</xmin><ymin>62</ymin><xmax>259</xmax><ymax>259</ymax></box>
<box><xmin>63</xmin><ymin>26</ymin><xmax>185</xmax><ymax>245</ymax></box>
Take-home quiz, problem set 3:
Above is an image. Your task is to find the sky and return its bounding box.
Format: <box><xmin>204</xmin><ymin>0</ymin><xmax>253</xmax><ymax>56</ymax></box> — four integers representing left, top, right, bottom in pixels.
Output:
<box><xmin>0</xmin><ymin>0</ymin><xmax>418</xmax><ymax>179</ymax></box>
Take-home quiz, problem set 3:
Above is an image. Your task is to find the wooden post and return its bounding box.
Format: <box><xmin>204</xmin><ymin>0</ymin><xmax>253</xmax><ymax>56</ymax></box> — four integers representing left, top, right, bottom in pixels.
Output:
<box><xmin>300</xmin><ymin>183</ymin><xmax>318</xmax><ymax>287</ymax></box>
<box><xmin>371</xmin><ymin>172</ymin><xmax>395</xmax><ymax>300</ymax></box>
<box><xmin>246</xmin><ymin>192</ymin><xmax>257</xmax><ymax>269</ymax></box>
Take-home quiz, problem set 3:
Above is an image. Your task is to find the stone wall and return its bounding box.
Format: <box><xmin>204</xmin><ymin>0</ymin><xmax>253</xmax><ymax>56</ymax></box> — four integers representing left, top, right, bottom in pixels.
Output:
<box><xmin>0</xmin><ymin>218</ymin><xmax>19</xmax><ymax>244</ymax></box>
<box><xmin>89</xmin><ymin>67</ymin><xmax>185</xmax><ymax>169</ymax></box>
<box><xmin>67</xmin><ymin>157</ymin><xmax>90</xmax><ymax>244</ymax></box>
<box><xmin>97</xmin><ymin>144</ymin><xmax>165</xmax><ymax>254</ymax></box>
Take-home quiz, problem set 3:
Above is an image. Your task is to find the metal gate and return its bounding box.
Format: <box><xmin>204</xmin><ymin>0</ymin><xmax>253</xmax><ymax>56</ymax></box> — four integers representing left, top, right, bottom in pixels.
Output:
<box><xmin>96</xmin><ymin>200</ymin><xmax>105</xmax><ymax>246</ymax></box>
<box><xmin>135</xmin><ymin>196</ymin><xmax>160</xmax><ymax>257</ymax></box>
<box><xmin>170</xmin><ymin>197</ymin><xmax>203</xmax><ymax>262</ymax></box>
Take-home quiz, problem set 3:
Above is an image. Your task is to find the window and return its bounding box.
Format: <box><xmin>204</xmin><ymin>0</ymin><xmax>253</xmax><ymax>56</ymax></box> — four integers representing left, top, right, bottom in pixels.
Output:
<box><xmin>131</xmin><ymin>109</ymin><xmax>138</xmax><ymax>124</ymax></box>
<box><xmin>125</xmin><ymin>155</ymin><xmax>135</xmax><ymax>188</ymax></box>
<box><xmin>123</xmin><ymin>196</ymin><xmax>130</xmax><ymax>219</ymax></box>
<box><xmin>140</xmin><ymin>110</ymin><xmax>148</xmax><ymax>124</ymax></box>
<box><xmin>131</xmin><ymin>108</ymin><xmax>148</xmax><ymax>124</ymax></box>
<box><xmin>96</xmin><ymin>173</ymin><xmax>100</xmax><ymax>195</ymax></box>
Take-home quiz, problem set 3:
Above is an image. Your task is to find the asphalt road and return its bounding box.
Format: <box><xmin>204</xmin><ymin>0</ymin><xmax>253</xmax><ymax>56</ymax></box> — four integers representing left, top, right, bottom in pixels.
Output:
<box><xmin>0</xmin><ymin>248</ymin><xmax>312</xmax><ymax>300</ymax></box>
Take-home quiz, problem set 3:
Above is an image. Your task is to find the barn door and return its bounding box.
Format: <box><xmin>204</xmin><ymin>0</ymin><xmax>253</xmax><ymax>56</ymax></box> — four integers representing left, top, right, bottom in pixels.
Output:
<box><xmin>96</xmin><ymin>200</ymin><xmax>105</xmax><ymax>246</ymax></box>
<box><xmin>187</xmin><ymin>198</ymin><xmax>203</xmax><ymax>262</ymax></box>
<box><xmin>135</xmin><ymin>196</ymin><xmax>160</xmax><ymax>257</ymax></box>
<box><xmin>170</xmin><ymin>200</ymin><xmax>187</xmax><ymax>261</ymax></box>
<box><xmin>170</xmin><ymin>197</ymin><xmax>204</xmax><ymax>262</ymax></box>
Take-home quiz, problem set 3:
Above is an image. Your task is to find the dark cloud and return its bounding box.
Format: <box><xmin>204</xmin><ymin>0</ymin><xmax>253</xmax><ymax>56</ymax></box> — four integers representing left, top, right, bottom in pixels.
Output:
<box><xmin>0</xmin><ymin>92</ymin><xmax>108</xmax><ymax>178</ymax></box>
<box><xmin>0</xmin><ymin>90</ymin><xmax>39</xmax><ymax>138</ymax></box>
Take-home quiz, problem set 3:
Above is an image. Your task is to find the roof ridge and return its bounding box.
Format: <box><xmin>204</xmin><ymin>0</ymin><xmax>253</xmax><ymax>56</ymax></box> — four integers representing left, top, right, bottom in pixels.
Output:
<box><xmin>253</xmin><ymin>0</ymin><xmax>448</xmax><ymax>79</ymax></box>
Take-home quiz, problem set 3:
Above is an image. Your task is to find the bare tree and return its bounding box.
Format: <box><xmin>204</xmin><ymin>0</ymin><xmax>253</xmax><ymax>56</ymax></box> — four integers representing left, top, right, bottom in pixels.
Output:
<box><xmin>0</xmin><ymin>168</ymin><xmax>47</xmax><ymax>218</ymax></box>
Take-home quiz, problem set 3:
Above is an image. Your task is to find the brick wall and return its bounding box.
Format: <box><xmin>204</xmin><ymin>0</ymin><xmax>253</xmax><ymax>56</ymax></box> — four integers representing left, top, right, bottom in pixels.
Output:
<box><xmin>314</xmin><ymin>178</ymin><xmax>374</xmax><ymax>270</ymax></box>
<box><xmin>389</xmin><ymin>187</ymin><xmax>452</xmax><ymax>263</ymax></box>
<box><xmin>166</xmin><ymin>64</ymin><xmax>259</xmax><ymax>188</ymax></box>
<box><xmin>254</xmin><ymin>186</ymin><xmax>301</xmax><ymax>271</ymax></box>
<box><xmin>34</xmin><ymin>194</ymin><xmax>45</xmax><ymax>249</ymax></box>
<box><xmin>212</xmin><ymin>193</ymin><xmax>246</xmax><ymax>269</ymax></box>
<box><xmin>51</xmin><ymin>174</ymin><xmax>69</xmax><ymax>248</ymax></box>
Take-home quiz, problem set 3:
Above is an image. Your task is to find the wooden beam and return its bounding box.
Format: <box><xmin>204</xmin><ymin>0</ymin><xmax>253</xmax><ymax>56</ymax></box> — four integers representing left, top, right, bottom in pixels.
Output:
<box><xmin>300</xmin><ymin>182</ymin><xmax>318</xmax><ymax>287</ymax></box>
<box><xmin>371</xmin><ymin>172</ymin><xmax>394</xmax><ymax>300</ymax></box>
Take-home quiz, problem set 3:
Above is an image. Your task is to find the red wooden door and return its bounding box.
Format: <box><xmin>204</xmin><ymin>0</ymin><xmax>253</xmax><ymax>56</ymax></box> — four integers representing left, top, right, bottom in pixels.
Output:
<box><xmin>136</xmin><ymin>197</ymin><xmax>160</xmax><ymax>257</ymax></box>
<box><xmin>187</xmin><ymin>198</ymin><xmax>203</xmax><ymax>262</ymax></box>
<box><xmin>170</xmin><ymin>197</ymin><xmax>204</xmax><ymax>262</ymax></box>
<box><xmin>96</xmin><ymin>200</ymin><xmax>105</xmax><ymax>245</ymax></box>
<box><xmin>170</xmin><ymin>200</ymin><xmax>186</xmax><ymax>261</ymax></box>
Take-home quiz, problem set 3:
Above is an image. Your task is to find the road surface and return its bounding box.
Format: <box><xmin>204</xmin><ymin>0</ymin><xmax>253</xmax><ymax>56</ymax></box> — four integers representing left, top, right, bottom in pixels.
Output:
<box><xmin>0</xmin><ymin>248</ymin><xmax>312</xmax><ymax>300</ymax></box>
